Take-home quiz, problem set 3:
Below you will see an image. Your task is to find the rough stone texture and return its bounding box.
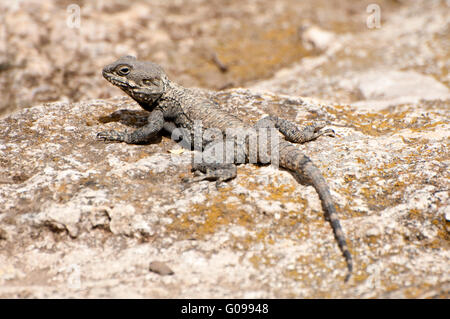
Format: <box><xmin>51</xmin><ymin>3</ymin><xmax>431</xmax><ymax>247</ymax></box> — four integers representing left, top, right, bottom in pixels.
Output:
<box><xmin>0</xmin><ymin>0</ymin><xmax>449</xmax><ymax>299</ymax></box>
<box><xmin>0</xmin><ymin>89</ymin><xmax>449</xmax><ymax>298</ymax></box>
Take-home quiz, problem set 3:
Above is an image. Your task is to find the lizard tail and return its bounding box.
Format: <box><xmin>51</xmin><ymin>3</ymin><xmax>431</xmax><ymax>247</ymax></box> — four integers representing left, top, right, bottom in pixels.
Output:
<box><xmin>279</xmin><ymin>142</ymin><xmax>353</xmax><ymax>281</ymax></box>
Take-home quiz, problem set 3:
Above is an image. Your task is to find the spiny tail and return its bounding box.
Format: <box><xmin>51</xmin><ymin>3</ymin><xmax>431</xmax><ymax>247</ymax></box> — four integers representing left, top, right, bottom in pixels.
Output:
<box><xmin>279</xmin><ymin>142</ymin><xmax>353</xmax><ymax>281</ymax></box>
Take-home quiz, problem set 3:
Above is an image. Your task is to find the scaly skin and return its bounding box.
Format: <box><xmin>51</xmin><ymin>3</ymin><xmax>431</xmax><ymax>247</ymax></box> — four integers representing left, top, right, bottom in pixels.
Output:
<box><xmin>97</xmin><ymin>56</ymin><xmax>353</xmax><ymax>281</ymax></box>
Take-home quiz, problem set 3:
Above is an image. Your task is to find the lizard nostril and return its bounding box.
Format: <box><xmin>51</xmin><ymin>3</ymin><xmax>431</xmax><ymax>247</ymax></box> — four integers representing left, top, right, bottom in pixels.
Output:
<box><xmin>102</xmin><ymin>64</ymin><xmax>114</xmax><ymax>76</ymax></box>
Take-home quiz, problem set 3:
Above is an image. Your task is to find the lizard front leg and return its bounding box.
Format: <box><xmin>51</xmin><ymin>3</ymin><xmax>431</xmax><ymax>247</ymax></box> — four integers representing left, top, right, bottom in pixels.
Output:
<box><xmin>255</xmin><ymin>115</ymin><xmax>335</xmax><ymax>143</ymax></box>
<box><xmin>97</xmin><ymin>109</ymin><xmax>165</xmax><ymax>144</ymax></box>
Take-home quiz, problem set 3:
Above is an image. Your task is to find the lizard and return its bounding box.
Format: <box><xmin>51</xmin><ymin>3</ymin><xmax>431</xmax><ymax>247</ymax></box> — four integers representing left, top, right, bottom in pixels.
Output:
<box><xmin>97</xmin><ymin>55</ymin><xmax>353</xmax><ymax>281</ymax></box>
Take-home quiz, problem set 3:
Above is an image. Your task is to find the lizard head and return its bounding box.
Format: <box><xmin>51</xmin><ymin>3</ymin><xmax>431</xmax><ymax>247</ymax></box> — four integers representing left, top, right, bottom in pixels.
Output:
<box><xmin>102</xmin><ymin>56</ymin><xmax>168</xmax><ymax>108</ymax></box>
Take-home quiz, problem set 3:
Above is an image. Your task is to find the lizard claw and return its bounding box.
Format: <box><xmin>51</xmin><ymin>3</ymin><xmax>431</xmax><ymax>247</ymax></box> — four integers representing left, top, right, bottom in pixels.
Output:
<box><xmin>311</xmin><ymin>121</ymin><xmax>335</xmax><ymax>138</ymax></box>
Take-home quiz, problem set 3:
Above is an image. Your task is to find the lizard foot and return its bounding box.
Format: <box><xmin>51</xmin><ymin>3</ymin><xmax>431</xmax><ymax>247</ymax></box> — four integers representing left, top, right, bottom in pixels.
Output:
<box><xmin>183</xmin><ymin>163</ymin><xmax>237</xmax><ymax>189</ymax></box>
<box><xmin>293</xmin><ymin>123</ymin><xmax>335</xmax><ymax>142</ymax></box>
<box><xmin>316</xmin><ymin>127</ymin><xmax>335</xmax><ymax>138</ymax></box>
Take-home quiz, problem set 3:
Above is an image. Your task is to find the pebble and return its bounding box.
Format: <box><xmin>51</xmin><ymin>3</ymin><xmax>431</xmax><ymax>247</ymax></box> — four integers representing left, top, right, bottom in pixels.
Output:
<box><xmin>149</xmin><ymin>261</ymin><xmax>174</xmax><ymax>276</ymax></box>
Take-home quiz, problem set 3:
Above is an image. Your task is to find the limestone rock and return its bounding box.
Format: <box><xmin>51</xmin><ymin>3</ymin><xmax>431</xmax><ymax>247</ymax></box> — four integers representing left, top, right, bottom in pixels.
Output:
<box><xmin>0</xmin><ymin>0</ymin><xmax>449</xmax><ymax>299</ymax></box>
<box><xmin>0</xmin><ymin>87</ymin><xmax>448</xmax><ymax>298</ymax></box>
<box><xmin>352</xmin><ymin>70</ymin><xmax>450</xmax><ymax>109</ymax></box>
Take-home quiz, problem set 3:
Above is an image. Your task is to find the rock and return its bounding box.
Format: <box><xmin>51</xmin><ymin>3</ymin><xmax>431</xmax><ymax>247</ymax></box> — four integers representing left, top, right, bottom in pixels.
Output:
<box><xmin>351</xmin><ymin>70</ymin><xmax>450</xmax><ymax>109</ymax></box>
<box><xmin>298</xmin><ymin>25</ymin><xmax>336</xmax><ymax>52</ymax></box>
<box><xmin>0</xmin><ymin>0</ymin><xmax>449</xmax><ymax>299</ymax></box>
<box><xmin>149</xmin><ymin>261</ymin><xmax>174</xmax><ymax>276</ymax></box>
<box><xmin>0</xmin><ymin>0</ymin><xmax>374</xmax><ymax>117</ymax></box>
<box><xmin>0</xmin><ymin>87</ymin><xmax>448</xmax><ymax>298</ymax></box>
<box><xmin>251</xmin><ymin>1</ymin><xmax>450</xmax><ymax>108</ymax></box>
<box><xmin>88</xmin><ymin>206</ymin><xmax>111</xmax><ymax>229</ymax></box>
<box><xmin>35</xmin><ymin>203</ymin><xmax>82</xmax><ymax>238</ymax></box>
<box><xmin>108</xmin><ymin>204</ymin><xmax>155</xmax><ymax>237</ymax></box>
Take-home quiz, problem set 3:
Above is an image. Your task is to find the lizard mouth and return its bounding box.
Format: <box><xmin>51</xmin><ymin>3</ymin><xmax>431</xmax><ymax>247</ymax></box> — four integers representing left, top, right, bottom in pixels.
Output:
<box><xmin>102</xmin><ymin>71</ymin><xmax>129</xmax><ymax>88</ymax></box>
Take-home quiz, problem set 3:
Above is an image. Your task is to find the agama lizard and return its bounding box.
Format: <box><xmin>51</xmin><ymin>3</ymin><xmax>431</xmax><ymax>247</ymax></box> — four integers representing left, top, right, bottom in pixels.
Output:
<box><xmin>97</xmin><ymin>56</ymin><xmax>353</xmax><ymax>281</ymax></box>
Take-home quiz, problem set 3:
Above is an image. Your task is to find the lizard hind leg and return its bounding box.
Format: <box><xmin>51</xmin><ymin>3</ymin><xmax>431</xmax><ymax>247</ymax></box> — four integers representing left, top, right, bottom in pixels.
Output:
<box><xmin>184</xmin><ymin>138</ymin><xmax>241</xmax><ymax>187</ymax></box>
<box><xmin>256</xmin><ymin>115</ymin><xmax>335</xmax><ymax>143</ymax></box>
<box><xmin>184</xmin><ymin>162</ymin><xmax>237</xmax><ymax>188</ymax></box>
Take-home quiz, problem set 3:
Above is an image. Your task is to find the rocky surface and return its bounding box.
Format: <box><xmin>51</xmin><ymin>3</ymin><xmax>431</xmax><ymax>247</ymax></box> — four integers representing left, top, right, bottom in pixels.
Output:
<box><xmin>0</xmin><ymin>0</ymin><xmax>449</xmax><ymax>298</ymax></box>
<box><xmin>0</xmin><ymin>92</ymin><xmax>448</xmax><ymax>298</ymax></box>
<box><xmin>0</xmin><ymin>0</ymin><xmax>405</xmax><ymax>117</ymax></box>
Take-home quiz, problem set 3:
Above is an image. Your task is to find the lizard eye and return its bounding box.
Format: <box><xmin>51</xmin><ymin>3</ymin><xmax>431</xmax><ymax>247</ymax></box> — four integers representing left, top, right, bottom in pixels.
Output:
<box><xmin>143</xmin><ymin>78</ymin><xmax>159</xmax><ymax>86</ymax></box>
<box><xmin>116</xmin><ymin>65</ymin><xmax>131</xmax><ymax>76</ymax></box>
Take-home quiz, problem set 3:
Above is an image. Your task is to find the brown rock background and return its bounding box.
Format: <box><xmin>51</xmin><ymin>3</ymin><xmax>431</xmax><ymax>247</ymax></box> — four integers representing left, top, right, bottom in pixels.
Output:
<box><xmin>0</xmin><ymin>0</ymin><xmax>449</xmax><ymax>298</ymax></box>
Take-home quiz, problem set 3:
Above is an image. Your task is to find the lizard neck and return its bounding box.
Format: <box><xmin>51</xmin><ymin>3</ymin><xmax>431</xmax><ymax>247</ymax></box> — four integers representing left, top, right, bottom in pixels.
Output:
<box><xmin>156</xmin><ymin>80</ymin><xmax>187</xmax><ymax>118</ymax></box>
<box><xmin>164</xmin><ymin>80</ymin><xmax>188</xmax><ymax>100</ymax></box>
